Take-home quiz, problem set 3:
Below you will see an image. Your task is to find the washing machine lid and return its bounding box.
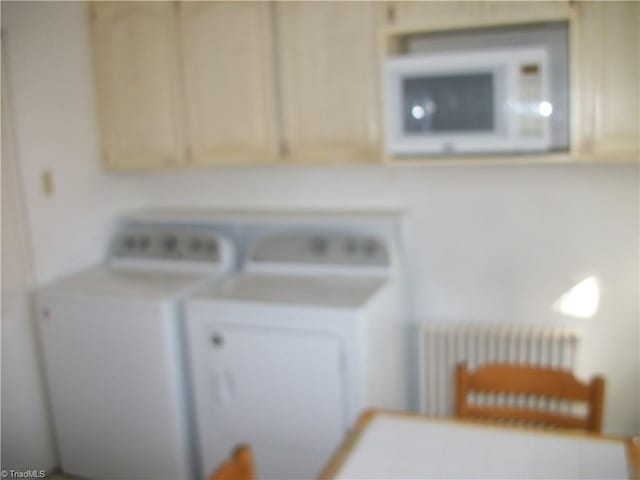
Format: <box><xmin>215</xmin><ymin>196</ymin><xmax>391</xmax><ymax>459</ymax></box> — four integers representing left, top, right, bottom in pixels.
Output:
<box><xmin>193</xmin><ymin>273</ymin><xmax>386</xmax><ymax>309</ymax></box>
<box><xmin>40</xmin><ymin>266</ymin><xmax>216</xmax><ymax>301</ymax></box>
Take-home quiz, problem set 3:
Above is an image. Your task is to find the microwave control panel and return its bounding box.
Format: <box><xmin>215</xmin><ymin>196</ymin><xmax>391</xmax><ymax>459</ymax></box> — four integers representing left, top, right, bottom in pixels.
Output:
<box><xmin>517</xmin><ymin>62</ymin><xmax>546</xmax><ymax>139</ymax></box>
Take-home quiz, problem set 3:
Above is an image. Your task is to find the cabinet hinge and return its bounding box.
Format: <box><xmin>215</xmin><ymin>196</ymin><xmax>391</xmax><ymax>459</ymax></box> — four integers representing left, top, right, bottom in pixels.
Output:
<box><xmin>89</xmin><ymin>4</ymin><xmax>97</xmax><ymax>23</ymax></box>
<box><xmin>280</xmin><ymin>141</ymin><xmax>290</xmax><ymax>158</ymax></box>
<box><xmin>386</xmin><ymin>4</ymin><xmax>396</xmax><ymax>24</ymax></box>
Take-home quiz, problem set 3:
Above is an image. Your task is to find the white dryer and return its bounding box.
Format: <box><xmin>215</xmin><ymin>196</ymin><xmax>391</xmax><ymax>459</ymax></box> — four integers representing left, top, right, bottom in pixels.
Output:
<box><xmin>186</xmin><ymin>231</ymin><xmax>407</xmax><ymax>479</ymax></box>
<box><xmin>37</xmin><ymin>224</ymin><xmax>234</xmax><ymax>480</ymax></box>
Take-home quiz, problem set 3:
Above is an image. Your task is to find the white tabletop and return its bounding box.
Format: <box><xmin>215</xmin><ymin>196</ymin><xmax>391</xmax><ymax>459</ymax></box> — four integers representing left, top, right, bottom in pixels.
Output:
<box><xmin>330</xmin><ymin>412</ymin><xmax>630</xmax><ymax>479</ymax></box>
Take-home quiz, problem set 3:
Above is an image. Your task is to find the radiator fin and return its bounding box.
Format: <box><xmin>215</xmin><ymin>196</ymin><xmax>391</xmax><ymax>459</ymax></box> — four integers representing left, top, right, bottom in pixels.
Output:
<box><xmin>419</xmin><ymin>324</ymin><xmax>581</xmax><ymax>416</ymax></box>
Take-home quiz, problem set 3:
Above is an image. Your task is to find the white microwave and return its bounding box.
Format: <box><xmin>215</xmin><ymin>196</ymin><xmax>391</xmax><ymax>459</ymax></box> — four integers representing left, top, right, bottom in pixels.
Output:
<box><xmin>385</xmin><ymin>48</ymin><xmax>554</xmax><ymax>156</ymax></box>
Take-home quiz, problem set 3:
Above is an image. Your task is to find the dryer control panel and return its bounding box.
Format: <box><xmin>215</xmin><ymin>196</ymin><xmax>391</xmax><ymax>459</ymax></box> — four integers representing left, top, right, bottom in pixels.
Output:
<box><xmin>109</xmin><ymin>227</ymin><xmax>234</xmax><ymax>272</ymax></box>
<box><xmin>248</xmin><ymin>232</ymin><xmax>389</xmax><ymax>273</ymax></box>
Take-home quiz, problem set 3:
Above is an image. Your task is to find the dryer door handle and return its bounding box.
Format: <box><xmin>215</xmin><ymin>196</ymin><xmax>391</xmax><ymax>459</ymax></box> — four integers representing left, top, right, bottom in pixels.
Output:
<box><xmin>211</xmin><ymin>332</ymin><xmax>224</xmax><ymax>348</ymax></box>
<box><xmin>212</xmin><ymin>370</ymin><xmax>235</xmax><ymax>404</ymax></box>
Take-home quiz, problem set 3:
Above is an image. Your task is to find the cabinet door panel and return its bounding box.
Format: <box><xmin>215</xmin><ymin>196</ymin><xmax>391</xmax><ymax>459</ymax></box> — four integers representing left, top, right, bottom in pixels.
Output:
<box><xmin>91</xmin><ymin>2</ymin><xmax>185</xmax><ymax>169</ymax></box>
<box><xmin>277</xmin><ymin>1</ymin><xmax>381</xmax><ymax>163</ymax></box>
<box><xmin>576</xmin><ymin>1</ymin><xmax>639</xmax><ymax>155</ymax></box>
<box><xmin>180</xmin><ymin>2</ymin><xmax>278</xmax><ymax>165</ymax></box>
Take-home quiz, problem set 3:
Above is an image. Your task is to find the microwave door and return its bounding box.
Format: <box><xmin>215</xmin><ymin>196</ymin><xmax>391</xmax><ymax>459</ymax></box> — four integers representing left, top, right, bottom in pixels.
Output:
<box><xmin>402</xmin><ymin>73</ymin><xmax>495</xmax><ymax>135</ymax></box>
<box><xmin>403</xmin><ymin>73</ymin><xmax>495</xmax><ymax>136</ymax></box>
<box><xmin>395</xmin><ymin>68</ymin><xmax>511</xmax><ymax>155</ymax></box>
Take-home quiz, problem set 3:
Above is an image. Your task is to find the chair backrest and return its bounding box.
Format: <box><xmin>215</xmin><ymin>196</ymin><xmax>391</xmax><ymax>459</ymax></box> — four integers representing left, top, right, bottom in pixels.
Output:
<box><xmin>455</xmin><ymin>363</ymin><xmax>605</xmax><ymax>433</ymax></box>
<box><xmin>209</xmin><ymin>444</ymin><xmax>255</xmax><ymax>480</ymax></box>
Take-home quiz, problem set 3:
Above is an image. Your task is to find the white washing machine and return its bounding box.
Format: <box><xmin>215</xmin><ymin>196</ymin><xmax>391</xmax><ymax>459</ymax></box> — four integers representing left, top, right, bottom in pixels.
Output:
<box><xmin>37</xmin><ymin>224</ymin><xmax>235</xmax><ymax>480</ymax></box>
<box><xmin>186</xmin><ymin>230</ymin><xmax>408</xmax><ymax>479</ymax></box>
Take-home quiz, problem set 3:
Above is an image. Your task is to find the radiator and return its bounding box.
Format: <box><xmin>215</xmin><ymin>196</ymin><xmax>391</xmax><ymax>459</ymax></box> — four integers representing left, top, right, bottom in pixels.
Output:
<box><xmin>419</xmin><ymin>324</ymin><xmax>581</xmax><ymax>416</ymax></box>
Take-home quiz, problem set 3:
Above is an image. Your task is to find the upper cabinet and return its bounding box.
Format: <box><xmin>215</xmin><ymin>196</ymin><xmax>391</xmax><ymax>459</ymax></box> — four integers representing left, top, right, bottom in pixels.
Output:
<box><xmin>90</xmin><ymin>1</ymin><xmax>638</xmax><ymax>169</ymax></box>
<box><xmin>575</xmin><ymin>1</ymin><xmax>639</xmax><ymax>157</ymax></box>
<box><xmin>275</xmin><ymin>2</ymin><xmax>382</xmax><ymax>163</ymax></box>
<box><xmin>90</xmin><ymin>2</ymin><xmax>186</xmax><ymax>169</ymax></box>
<box><xmin>91</xmin><ymin>1</ymin><xmax>278</xmax><ymax>169</ymax></box>
<box><xmin>91</xmin><ymin>1</ymin><xmax>381</xmax><ymax>169</ymax></box>
<box><xmin>179</xmin><ymin>2</ymin><xmax>278</xmax><ymax>165</ymax></box>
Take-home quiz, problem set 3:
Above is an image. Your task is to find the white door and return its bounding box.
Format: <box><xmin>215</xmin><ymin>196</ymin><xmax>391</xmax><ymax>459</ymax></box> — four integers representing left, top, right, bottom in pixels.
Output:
<box><xmin>201</xmin><ymin>323</ymin><xmax>347</xmax><ymax>480</ymax></box>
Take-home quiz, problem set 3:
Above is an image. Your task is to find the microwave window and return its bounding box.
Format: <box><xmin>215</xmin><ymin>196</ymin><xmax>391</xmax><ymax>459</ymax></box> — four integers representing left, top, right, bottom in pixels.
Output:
<box><xmin>403</xmin><ymin>73</ymin><xmax>494</xmax><ymax>134</ymax></box>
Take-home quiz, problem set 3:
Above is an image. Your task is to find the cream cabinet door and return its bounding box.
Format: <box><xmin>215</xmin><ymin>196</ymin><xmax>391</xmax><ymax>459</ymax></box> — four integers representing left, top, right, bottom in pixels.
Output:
<box><xmin>387</xmin><ymin>1</ymin><xmax>572</xmax><ymax>29</ymax></box>
<box><xmin>276</xmin><ymin>1</ymin><xmax>382</xmax><ymax>163</ymax></box>
<box><xmin>179</xmin><ymin>2</ymin><xmax>278</xmax><ymax>165</ymax></box>
<box><xmin>575</xmin><ymin>1</ymin><xmax>639</xmax><ymax>156</ymax></box>
<box><xmin>90</xmin><ymin>2</ymin><xmax>186</xmax><ymax>169</ymax></box>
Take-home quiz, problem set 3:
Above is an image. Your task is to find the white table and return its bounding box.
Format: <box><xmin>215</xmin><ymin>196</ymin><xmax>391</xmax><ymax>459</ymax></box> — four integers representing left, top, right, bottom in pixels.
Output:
<box><xmin>320</xmin><ymin>410</ymin><xmax>638</xmax><ymax>479</ymax></box>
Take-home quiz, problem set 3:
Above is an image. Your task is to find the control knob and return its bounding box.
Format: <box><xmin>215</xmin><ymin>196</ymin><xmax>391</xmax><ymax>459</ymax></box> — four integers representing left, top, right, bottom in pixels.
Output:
<box><xmin>163</xmin><ymin>235</ymin><xmax>178</xmax><ymax>251</ymax></box>
<box><xmin>205</xmin><ymin>241</ymin><xmax>218</xmax><ymax>255</ymax></box>
<box><xmin>310</xmin><ymin>237</ymin><xmax>328</xmax><ymax>255</ymax></box>
<box><xmin>190</xmin><ymin>238</ymin><xmax>203</xmax><ymax>252</ymax></box>
<box><xmin>363</xmin><ymin>241</ymin><xmax>377</xmax><ymax>257</ymax></box>
<box><xmin>123</xmin><ymin>236</ymin><xmax>136</xmax><ymax>250</ymax></box>
<box><xmin>138</xmin><ymin>236</ymin><xmax>150</xmax><ymax>250</ymax></box>
<box><xmin>344</xmin><ymin>238</ymin><xmax>358</xmax><ymax>254</ymax></box>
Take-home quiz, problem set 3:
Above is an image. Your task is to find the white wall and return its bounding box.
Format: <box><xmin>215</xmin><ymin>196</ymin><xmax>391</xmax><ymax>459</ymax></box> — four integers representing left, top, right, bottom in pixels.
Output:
<box><xmin>1</xmin><ymin>43</ymin><xmax>57</xmax><ymax>471</ymax></box>
<box><xmin>1</xmin><ymin>1</ymin><xmax>147</xmax><ymax>284</ymax></box>
<box><xmin>1</xmin><ymin>0</ymin><xmax>145</xmax><ymax>469</ymax></box>
<box><xmin>2</xmin><ymin>0</ymin><xmax>638</xmax><ymax>451</ymax></box>
<box><xmin>130</xmin><ymin>162</ymin><xmax>640</xmax><ymax>435</ymax></box>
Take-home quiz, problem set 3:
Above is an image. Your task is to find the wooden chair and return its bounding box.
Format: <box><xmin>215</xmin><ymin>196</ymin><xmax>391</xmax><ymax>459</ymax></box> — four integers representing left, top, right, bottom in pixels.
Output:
<box><xmin>455</xmin><ymin>363</ymin><xmax>605</xmax><ymax>432</ymax></box>
<box><xmin>209</xmin><ymin>444</ymin><xmax>255</xmax><ymax>480</ymax></box>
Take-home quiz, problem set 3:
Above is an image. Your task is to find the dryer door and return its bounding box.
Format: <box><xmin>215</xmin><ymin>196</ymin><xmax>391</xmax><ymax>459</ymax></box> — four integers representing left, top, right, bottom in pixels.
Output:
<box><xmin>202</xmin><ymin>323</ymin><xmax>346</xmax><ymax>479</ymax></box>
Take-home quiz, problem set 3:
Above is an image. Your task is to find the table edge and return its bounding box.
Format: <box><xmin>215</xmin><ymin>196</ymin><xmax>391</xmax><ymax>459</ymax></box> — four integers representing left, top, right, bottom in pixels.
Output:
<box><xmin>318</xmin><ymin>409</ymin><xmax>639</xmax><ymax>480</ymax></box>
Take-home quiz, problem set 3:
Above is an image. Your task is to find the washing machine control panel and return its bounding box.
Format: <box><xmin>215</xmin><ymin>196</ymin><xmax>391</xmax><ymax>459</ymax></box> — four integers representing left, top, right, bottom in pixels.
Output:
<box><xmin>110</xmin><ymin>227</ymin><xmax>233</xmax><ymax>271</ymax></box>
